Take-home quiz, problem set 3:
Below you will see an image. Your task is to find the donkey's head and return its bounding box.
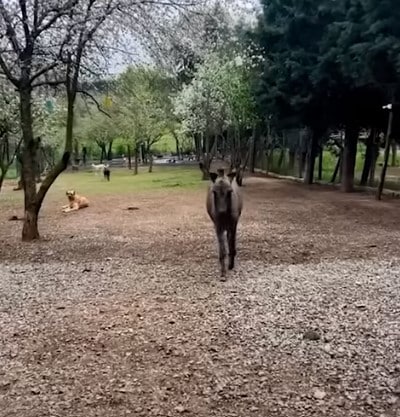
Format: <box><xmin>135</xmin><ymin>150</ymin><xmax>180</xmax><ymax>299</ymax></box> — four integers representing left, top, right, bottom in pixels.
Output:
<box><xmin>209</xmin><ymin>169</ymin><xmax>236</xmax><ymax>215</ymax></box>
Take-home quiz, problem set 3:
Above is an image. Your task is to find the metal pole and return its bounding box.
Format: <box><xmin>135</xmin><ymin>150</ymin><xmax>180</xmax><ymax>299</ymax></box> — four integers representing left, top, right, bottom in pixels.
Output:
<box><xmin>377</xmin><ymin>104</ymin><xmax>394</xmax><ymax>200</ymax></box>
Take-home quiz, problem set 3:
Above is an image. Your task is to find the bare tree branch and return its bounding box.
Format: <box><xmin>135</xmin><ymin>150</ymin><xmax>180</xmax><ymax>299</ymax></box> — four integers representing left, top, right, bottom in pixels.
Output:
<box><xmin>32</xmin><ymin>79</ymin><xmax>65</xmax><ymax>88</ymax></box>
<box><xmin>30</xmin><ymin>62</ymin><xmax>59</xmax><ymax>83</ymax></box>
<box><xmin>34</xmin><ymin>0</ymin><xmax>80</xmax><ymax>38</ymax></box>
<box><xmin>77</xmin><ymin>89</ymin><xmax>112</xmax><ymax>118</ymax></box>
<box><xmin>33</xmin><ymin>0</ymin><xmax>39</xmax><ymax>31</ymax></box>
<box><xmin>0</xmin><ymin>54</ymin><xmax>19</xmax><ymax>86</ymax></box>
<box><xmin>0</xmin><ymin>0</ymin><xmax>22</xmax><ymax>55</ymax></box>
<box><xmin>18</xmin><ymin>0</ymin><xmax>31</xmax><ymax>44</ymax></box>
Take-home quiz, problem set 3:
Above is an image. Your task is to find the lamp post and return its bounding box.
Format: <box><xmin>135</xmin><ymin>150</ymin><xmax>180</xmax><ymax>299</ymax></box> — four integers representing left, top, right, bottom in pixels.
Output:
<box><xmin>376</xmin><ymin>103</ymin><xmax>394</xmax><ymax>200</ymax></box>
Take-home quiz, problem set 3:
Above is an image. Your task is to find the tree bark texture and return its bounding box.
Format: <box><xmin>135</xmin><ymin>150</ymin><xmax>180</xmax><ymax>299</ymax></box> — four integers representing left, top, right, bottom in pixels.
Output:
<box><xmin>318</xmin><ymin>146</ymin><xmax>323</xmax><ymax>181</ymax></box>
<box><xmin>127</xmin><ymin>145</ymin><xmax>132</xmax><ymax>169</ymax></box>
<box><xmin>360</xmin><ymin>129</ymin><xmax>375</xmax><ymax>186</ymax></box>
<box><xmin>134</xmin><ymin>146</ymin><xmax>139</xmax><ymax>175</ymax></box>
<box><xmin>20</xmin><ymin>87</ymin><xmax>40</xmax><ymax>241</ymax></box>
<box><xmin>369</xmin><ymin>145</ymin><xmax>379</xmax><ymax>186</ymax></box>
<box><xmin>331</xmin><ymin>154</ymin><xmax>341</xmax><ymax>183</ymax></box>
<box><xmin>288</xmin><ymin>151</ymin><xmax>296</xmax><ymax>174</ymax></box>
<box><xmin>377</xmin><ymin>109</ymin><xmax>394</xmax><ymax>200</ymax></box>
<box><xmin>304</xmin><ymin>131</ymin><xmax>319</xmax><ymax>185</ymax></box>
<box><xmin>341</xmin><ymin>125</ymin><xmax>359</xmax><ymax>192</ymax></box>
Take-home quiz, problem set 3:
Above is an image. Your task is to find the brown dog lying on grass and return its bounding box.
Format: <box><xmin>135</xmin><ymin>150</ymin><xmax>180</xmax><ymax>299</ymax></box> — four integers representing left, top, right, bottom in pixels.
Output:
<box><xmin>62</xmin><ymin>190</ymin><xmax>89</xmax><ymax>213</ymax></box>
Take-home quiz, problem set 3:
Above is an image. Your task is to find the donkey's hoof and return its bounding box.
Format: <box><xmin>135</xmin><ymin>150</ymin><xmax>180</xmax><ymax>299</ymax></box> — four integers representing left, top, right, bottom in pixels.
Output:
<box><xmin>220</xmin><ymin>270</ymin><xmax>227</xmax><ymax>281</ymax></box>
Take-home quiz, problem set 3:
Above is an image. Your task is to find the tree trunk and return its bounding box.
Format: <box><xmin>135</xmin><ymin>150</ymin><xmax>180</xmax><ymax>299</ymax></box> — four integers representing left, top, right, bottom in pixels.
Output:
<box><xmin>360</xmin><ymin>129</ymin><xmax>375</xmax><ymax>186</ymax></box>
<box><xmin>22</xmin><ymin>207</ymin><xmax>40</xmax><ymax>241</ymax></box>
<box><xmin>0</xmin><ymin>147</ymin><xmax>21</xmax><ymax>193</ymax></box>
<box><xmin>341</xmin><ymin>124</ymin><xmax>359</xmax><ymax>192</ymax></box>
<box><xmin>391</xmin><ymin>139</ymin><xmax>397</xmax><ymax>167</ymax></box>
<box><xmin>369</xmin><ymin>145</ymin><xmax>379</xmax><ymax>186</ymax></box>
<box><xmin>339</xmin><ymin>149</ymin><xmax>344</xmax><ymax>183</ymax></box>
<box><xmin>318</xmin><ymin>146</ymin><xmax>323</xmax><ymax>180</ymax></box>
<box><xmin>377</xmin><ymin>108</ymin><xmax>394</xmax><ymax>200</ymax></box>
<box><xmin>34</xmin><ymin>91</ymin><xmax>74</xmax><ymax>223</ymax></box>
<box><xmin>0</xmin><ymin>170</ymin><xmax>5</xmax><ymax>193</ymax></box>
<box><xmin>194</xmin><ymin>133</ymin><xmax>201</xmax><ymax>161</ymax></box>
<box><xmin>16</xmin><ymin>155</ymin><xmax>22</xmax><ymax>179</ymax></box>
<box><xmin>288</xmin><ymin>151</ymin><xmax>295</xmax><ymax>174</ymax></box>
<box><xmin>298</xmin><ymin>151</ymin><xmax>307</xmax><ymax>178</ymax></box>
<box><xmin>127</xmin><ymin>145</ymin><xmax>132</xmax><ymax>169</ymax></box>
<box><xmin>199</xmin><ymin>160</ymin><xmax>211</xmax><ymax>180</ymax></box>
<box><xmin>73</xmin><ymin>139</ymin><xmax>79</xmax><ymax>164</ymax></box>
<box><xmin>266</xmin><ymin>148</ymin><xmax>274</xmax><ymax>173</ymax></box>
<box><xmin>278</xmin><ymin>148</ymin><xmax>285</xmax><ymax>172</ymax></box>
<box><xmin>221</xmin><ymin>132</ymin><xmax>226</xmax><ymax>160</ymax></box>
<box><xmin>99</xmin><ymin>145</ymin><xmax>106</xmax><ymax>163</ymax></box>
<box><xmin>19</xmin><ymin>87</ymin><xmax>40</xmax><ymax>241</ymax></box>
<box><xmin>36</xmin><ymin>145</ymin><xmax>42</xmax><ymax>183</ymax></box>
<box><xmin>173</xmin><ymin>133</ymin><xmax>180</xmax><ymax>160</ymax></box>
<box><xmin>14</xmin><ymin>153</ymin><xmax>23</xmax><ymax>190</ymax></box>
<box><xmin>148</xmin><ymin>153</ymin><xmax>153</xmax><ymax>173</ymax></box>
<box><xmin>304</xmin><ymin>132</ymin><xmax>319</xmax><ymax>185</ymax></box>
<box><xmin>249</xmin><ymin>126</ymin><xmax>257</xmax><ymax>173</ymax></box>
<box><xmin>331</xmin><ymin>154</ymin><xmax>341</xmax><ymax>183</ymax></box>
<box><xmin>107</xmin><ymin>141</ymin><xmax>113</xmax><ymax>161</ymax></box>
<box><xmin>134</xmin><ymin>146</ymin><xmax>139</xmax><ymax>175</ymax></box>
<box><xmin>199</xmin><ymin>133</ymin><xmax>217</xmax><ymax>180</ymax></box>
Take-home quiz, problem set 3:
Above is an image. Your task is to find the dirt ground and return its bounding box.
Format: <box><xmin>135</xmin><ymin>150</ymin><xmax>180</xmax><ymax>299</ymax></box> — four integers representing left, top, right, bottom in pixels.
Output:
<box><xmin>0</xmin><ymin>176</ymin><xmax>399</xmax><ymax>417</ymax></box>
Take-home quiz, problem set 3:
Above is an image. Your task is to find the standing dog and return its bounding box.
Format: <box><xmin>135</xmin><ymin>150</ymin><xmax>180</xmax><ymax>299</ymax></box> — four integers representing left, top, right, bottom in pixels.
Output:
<box><xmin>103</xmin><ymin>165</ymin><xmax>111</xmax><ymax>181</ymax></box>
<box><xmin>205</xmin><ymin>167</ymin><xmax>243</xmax><ymax>279</ymax></box>
<box><xmin>91</xmin><ymin>163</ymin><xmax>106</xmax><ymax>175</ymax></box>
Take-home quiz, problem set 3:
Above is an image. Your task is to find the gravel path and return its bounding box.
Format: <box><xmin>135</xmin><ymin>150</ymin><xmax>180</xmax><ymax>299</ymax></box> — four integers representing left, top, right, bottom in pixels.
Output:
<box><xmin>0</xmin><ymin>177</ymin><xmax>399</xmax><ymax>416</ymax></box>
<box><xmin>0</xmin><ymin>258</ymin><xmax>399</xmax><ymax>417</ymax></box>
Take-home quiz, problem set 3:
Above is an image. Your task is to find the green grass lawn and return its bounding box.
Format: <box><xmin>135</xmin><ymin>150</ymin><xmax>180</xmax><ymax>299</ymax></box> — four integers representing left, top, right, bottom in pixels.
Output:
<box><xmin>1</xmin><ymin>166</ymin><xmax>205</xmax><ymax>207</ymax></box>
<box><xmin>5</xmin><ymin>167</ymin><xmax>17</xmax><ymax>180</ymax></box>
<box><xmin>52</xmin><ymin>166</ymin><xmax>204</xmax><ymax>196</ymax></box>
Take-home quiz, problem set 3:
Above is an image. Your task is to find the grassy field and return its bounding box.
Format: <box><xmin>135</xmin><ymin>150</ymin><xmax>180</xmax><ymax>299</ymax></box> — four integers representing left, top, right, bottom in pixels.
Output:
<box><xmin>56</xmin><ymin>166</ymin><xmax>204</xmax><ymax>195</ymax></box>
<box><xmin>1</xmin><ymin>166</ymin><xmax>205</xmax><ymax>208</ymax></box>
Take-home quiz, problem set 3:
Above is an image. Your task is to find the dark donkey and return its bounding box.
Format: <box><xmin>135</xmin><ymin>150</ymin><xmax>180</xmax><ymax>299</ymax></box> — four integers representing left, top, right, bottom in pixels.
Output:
<box><xmin>205</xmin><ymin>167</ymin><xmax>243</xmax><ymax>279</ymax></box>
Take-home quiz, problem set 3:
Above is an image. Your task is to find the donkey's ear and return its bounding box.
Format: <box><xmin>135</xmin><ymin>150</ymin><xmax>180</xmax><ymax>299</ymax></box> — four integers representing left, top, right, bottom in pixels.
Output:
<box><xmin>227</xmin><ymin>172</ymin><xmax>236</xmax><ymax>183</ymax></box>
<box><xmin>209</xmin><ymin>172</ymin><xmax>218</xmax><ymax>183</ymax></box>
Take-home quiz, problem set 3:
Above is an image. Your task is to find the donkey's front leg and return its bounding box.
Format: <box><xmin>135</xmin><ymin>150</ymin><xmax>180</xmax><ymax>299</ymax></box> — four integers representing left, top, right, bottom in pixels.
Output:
<box><xmin>228</xmin><ymin>222</ymin><xmax>237</xmax><ymax>270</ymax></box>
<box><xmin>216</xmin><ymin>228</ymin><xmax>227</xmax><ymax>279</ymax></box>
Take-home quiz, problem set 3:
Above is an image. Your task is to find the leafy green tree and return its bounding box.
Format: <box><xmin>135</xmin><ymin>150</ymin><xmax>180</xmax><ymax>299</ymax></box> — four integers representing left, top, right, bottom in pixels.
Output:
<box><xmin>253</xmin><ymin>0</ymin><xmax>339</xmax><ymax>185</ymax></box>
<box><xmin>253</xmin><ymin>0</ymin><xmax>400</xmax><ymax>191</ymax></box>
<box><xmin>173</xmin><ymin>43</ymin><xmax>261</xmax><ymax>180</ymax></box>
<box><xmin>0</xmin><ymin>79</ymin><xmax>54</xmax><ymax>192</ymax></box>
<box><xmin>0</xmin><ymin>0</ymin><xmax>200</xmax><ymax>241</ymax></box>
<box><xmin>329</xmin><ymin>0</ymin><xmax>400</xmax><ymax>188</ymax></box>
